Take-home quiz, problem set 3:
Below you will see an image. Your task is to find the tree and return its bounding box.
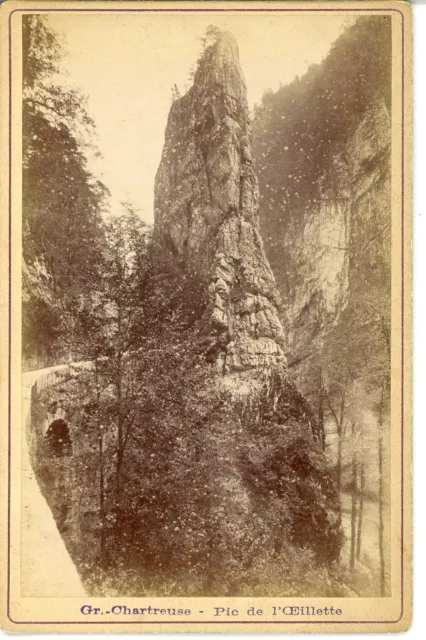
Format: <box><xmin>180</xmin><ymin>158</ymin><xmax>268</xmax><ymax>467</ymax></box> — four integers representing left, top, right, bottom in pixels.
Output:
<box><xmin>80</xmin><ymin>206</ymin><xmax>150</xmax><ymax>552</ymax></box>
<box><xmin>205</xmin><ymin>25</ymin><xmax>221</xmax><ymax>43</ymax></box>
<box><xmin>324</xmin><ymin>372</ymin><xmax>349</xmax><ymax>497</ymax></box>
<box><xmin>171</xmin><ymin>83</ymin><xmax>181</xmax><ymax>102</ymax></box>
<box><xmin>316</xmin><ymin>367</ymin><xmax>326</xmax><ymax>451</ymax></box>
<box><xmin>349</xmin><ymin>422</ymin><xmax>357</xmax><ymax>572</ymax></box>
<box><xmin>376</xmin><ymin>374</ymin><xmax>389</xmax><ymax>596</ymax></box>
<box><xmin>103</xmin><ymin>207</ymin><xmax>149</xmax><ymax>507</ymax></box>
<box><xmin>356</xmin><ymin>460</ymin><xmax>365</xmax><ymax>562</ymax></box>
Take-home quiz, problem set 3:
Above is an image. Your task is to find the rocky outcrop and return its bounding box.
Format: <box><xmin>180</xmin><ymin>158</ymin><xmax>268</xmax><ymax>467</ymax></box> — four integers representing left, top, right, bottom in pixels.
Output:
<box><xmin>154</xmin><ymin>32</ymin><xmax>286</xmax><ymax>373</ymax></box>
<box><xmin>251</xmin><ymin>17</ymin><xmax>392</xmax><ymax>448</ymax></box>
<box><xmin>148</xmin><ymin>30</ymin><xmax>342</xmax><ymax>593</ymax></box>
<box><xmin>260</xmin><ymin>100</ymin><xmax>391</xmax><ymax>408</ymax></box>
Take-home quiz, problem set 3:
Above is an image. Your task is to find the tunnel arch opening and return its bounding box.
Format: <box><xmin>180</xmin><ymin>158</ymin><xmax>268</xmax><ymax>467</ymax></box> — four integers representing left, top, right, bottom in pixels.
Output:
<box><xmin>44</xmin><ymin>418</ymin><xmax>72</xmax><ymax>457</ymax></box>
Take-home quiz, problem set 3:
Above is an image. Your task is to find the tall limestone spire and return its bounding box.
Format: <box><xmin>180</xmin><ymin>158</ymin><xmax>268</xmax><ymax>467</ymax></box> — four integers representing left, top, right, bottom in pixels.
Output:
<box><xmin>154</xmin><ymin>30</ymin><xmax>286</xmax><ymax>372</ymax></box>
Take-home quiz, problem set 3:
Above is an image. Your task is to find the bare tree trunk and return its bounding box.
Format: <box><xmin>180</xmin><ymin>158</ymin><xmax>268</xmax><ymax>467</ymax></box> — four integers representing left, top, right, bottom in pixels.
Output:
<box><xmin>116</xmin><ymin>307</ymin><xmax>124</xmax><ymax>498</ymax></box>
<box><xmin>356</xmin><ymin>462</ymin><xmax>365</xmax><ymax>561</ymax></box>
<box><xmin>99</xmin><ymin>425</ymin><xmax>105</xmax><ymax>557</ymax></box>
<box><xmin>116</xmin><ymin>359</ymin><xmax>123</xmax><ymax>496</ymax></box>
<box><xmin>325</xmin><ymin>384</ymin><xmax>346</xmax><ymax>496</ymax></box>
<box><xmin>317</xmin><ymin>368</ymin><xmax>326</xmax><ymax>451</ymax></box>
<box><xmin>337</xmin><ymin>381</ymin><xmax>347</xmax><ymax>494</ymax></box>
<box><xmin>378</xmin><ymin>381</ymin><xmax>386</xmax><ymax>596</ymax></box>
<box><xmin>350</xmin><ymin>422</ymin><xmax>357</xmax><ymax>571</ymax></box>
<box><xmin>95</xmin><ymin>360</ymin><xmax>106</xmax><ymax>563</ymax></box>
<box><xmin>337</xmin><ymin>432</ymin><xmax>343</xmax><ymax>495</ymax></box>
<box><xmin>114</xmin><ymin>305</ymin><xmax>125</xmax><ymax>545</ymax></box>
<box><xmin>114</xmin><ymin>350</ymin><xmax>124</xmax><ymax>548</ymax></box>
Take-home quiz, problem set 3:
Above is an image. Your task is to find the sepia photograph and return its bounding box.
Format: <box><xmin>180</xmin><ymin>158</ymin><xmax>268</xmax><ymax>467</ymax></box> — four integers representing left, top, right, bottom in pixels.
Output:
<box><xmin>0</xmin><ymin>0</ymin><xmax>412</xmax><ymax>633</ymax></box>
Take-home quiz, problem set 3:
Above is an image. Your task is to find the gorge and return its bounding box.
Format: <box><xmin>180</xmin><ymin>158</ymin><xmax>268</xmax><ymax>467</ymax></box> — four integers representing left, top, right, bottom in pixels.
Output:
<box><xmin>23</xmin><ymin>17</ymin><xmax>391</xmax><ymax>598</ymax></box>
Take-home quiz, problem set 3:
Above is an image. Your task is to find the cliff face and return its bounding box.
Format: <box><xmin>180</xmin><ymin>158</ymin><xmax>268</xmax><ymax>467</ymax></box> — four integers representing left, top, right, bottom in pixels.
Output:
<box><xmin>154</xmin><ymin>32</ymin><xmax>286</xmax><ymax>373</ymax></box>
<box><xmin>275</xmin><ymin>101</ymin><xmax>391</xmax><ymax>405</ymax></box>
<box><xmin>22</xmin><ymin>258</ymin><xmax>61</xmax><ymax>369</ymax></box>
<box><xmin>251</xmin><ymin>18</ymin><xmax>392</xmax><ymax>453</ymax></box>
